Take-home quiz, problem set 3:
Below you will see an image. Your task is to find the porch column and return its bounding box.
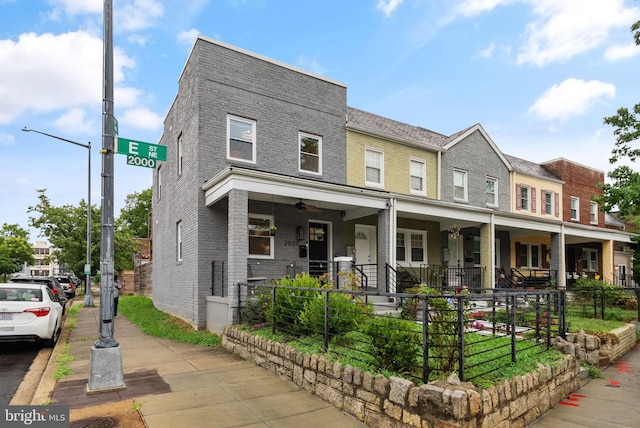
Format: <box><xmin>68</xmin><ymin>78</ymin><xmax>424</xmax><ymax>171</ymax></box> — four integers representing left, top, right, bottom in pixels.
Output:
<box><xmin>602</xmin><ymin>240</ymin><xmax>614</xmax><ymax>283</ymax></box>
<box><xmin>550</xmin><ymin>232</ymin><xmax>563</xmax><ymax>288</ymax></box>
<box><xmin>378</xmin><ymin>205</ymin><xmax>392</xmax><ymax>292</ymax></box>
<box><xmin>480</xmin><ymin>222</ymin><xmax>493</xmax><ymax>289</ymax></box>
<box><xmin>228</xmin><ymin>188</ymin><xmax>249</xmax><ymax>324</ymax></box>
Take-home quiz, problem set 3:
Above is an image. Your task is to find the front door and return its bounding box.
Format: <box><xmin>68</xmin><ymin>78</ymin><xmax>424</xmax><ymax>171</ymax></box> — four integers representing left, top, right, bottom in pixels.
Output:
<box><xmin>308</xmin><ymin>222</ymin><xmax>329</xmax><ymax>276</ymax></box>
<box><xmin>355</xmin><ymin>225</ymin><xmax>376</xmax><ymax>288</ymax></box>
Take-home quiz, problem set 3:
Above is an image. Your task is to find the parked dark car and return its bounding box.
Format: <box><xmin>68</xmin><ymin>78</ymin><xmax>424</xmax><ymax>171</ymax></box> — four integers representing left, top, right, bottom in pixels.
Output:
<box><xmin>8</xmin><ymin>275</ymin><xmax>68</xmax><ymax>312</ymax></box>
<box><xmin>54</xmin><ymin>274</ymin><xmax>75</xmax><ymax>298</ymax></box>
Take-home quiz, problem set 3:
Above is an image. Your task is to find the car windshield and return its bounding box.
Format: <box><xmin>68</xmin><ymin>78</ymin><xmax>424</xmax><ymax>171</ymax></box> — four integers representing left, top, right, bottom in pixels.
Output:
<box><xmin>0</xmin><ymin>287</ymin><xmax>43</xmax><ymax>302</ymax></box>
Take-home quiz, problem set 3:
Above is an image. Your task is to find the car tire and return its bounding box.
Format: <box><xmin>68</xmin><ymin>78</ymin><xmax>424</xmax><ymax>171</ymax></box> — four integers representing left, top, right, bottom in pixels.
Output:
<box><xmin>43</xmin><ymin>325</ymin><xmax>61</xmax><ymax>348</ymax></box>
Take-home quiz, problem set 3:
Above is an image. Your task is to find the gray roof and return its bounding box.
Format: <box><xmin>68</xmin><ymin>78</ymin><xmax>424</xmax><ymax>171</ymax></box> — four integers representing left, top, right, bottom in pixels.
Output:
<box><xmin>504</xmin><ymin>154</ymin><xmax>562</xmax><ymax>182</ymax></box>
<box><xmin>346</xmin><ymin>107</ymin><xmax>447</xmax><ymax>149</ymax></box>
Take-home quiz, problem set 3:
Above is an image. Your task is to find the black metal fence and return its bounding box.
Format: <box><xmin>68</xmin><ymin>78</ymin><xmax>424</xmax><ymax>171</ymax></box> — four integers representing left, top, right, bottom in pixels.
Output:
<box><xmin>566</xmin><ymin>285</ymin><xmax>640</xmax><ymax>321</ymax></box>
<box><xmin>238</xmin><ymin>283</ymin><xmax>564</xmax><ymax>385</ymax></box>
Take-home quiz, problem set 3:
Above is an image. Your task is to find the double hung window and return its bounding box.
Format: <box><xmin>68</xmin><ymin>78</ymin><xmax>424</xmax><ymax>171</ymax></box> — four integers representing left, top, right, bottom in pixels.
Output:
<box><xmin>453</xmin><ymin>169</ymin><xmax>467</xmax><ymax>201</ymax></box>
<box><xmin>228</xmin><ymin>116</ymin><xmax>256</xmax><ymax>163</ymax></box>
<box><xmin>396</xmin><ymin>229</ymin><xmax>426</xmax><ymax>264</ymax></box>
<box><xmin>486</xmin><ymin>177</ymin><xmax>497</xmax><ymax>206</ymax></box>
<box><xmin>299</xmin><ymin>132</ymin><xmax>322</xmax><ymax>174</ymax></box>
<box><xmin>410</xmin><ymin>159</ymin><xmax>426</xmax><ymax>195</ymax></box>
<box><xmin>365</xmin><ymin>148</ymin><xmax>384</xmax><ymax>187</ymax></box>
<box><xmin>590</xmin><ymin>202</ymin><xmax>598</xmax><ymax>224</ymax></box>
<box><xmin>570</xmin><ymin>197</ymin><xmax>579</xmax><ymax>221</ymax></box>
<box><xmin>248</xmin><ymin>215</ymin><xmax>274</xmax><ymax>258</ymax></box>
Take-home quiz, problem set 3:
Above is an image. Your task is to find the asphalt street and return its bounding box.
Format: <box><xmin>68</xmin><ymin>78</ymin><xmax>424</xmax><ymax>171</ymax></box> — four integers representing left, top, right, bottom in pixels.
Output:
<box><xmin>0</xmin><ymin>341</ymin><xmax>40</xmax><ymax>405</ymax></box>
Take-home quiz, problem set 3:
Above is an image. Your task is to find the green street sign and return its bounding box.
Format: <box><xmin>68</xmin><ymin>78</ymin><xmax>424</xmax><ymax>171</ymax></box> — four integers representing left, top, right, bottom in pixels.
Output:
<box><xmin>114</xmin><ymin>118</ymin><xmax>119</xmax><ymax>136</ymax></box>
<box><xmin>126</xmin><ymin>155</ymin><xmax>157</xmax><ymax>169</ymax></box>
<box><xmin>116</xmin><ymin>137</ymin><xmax>167</xmax><ymax>161</ymax></box>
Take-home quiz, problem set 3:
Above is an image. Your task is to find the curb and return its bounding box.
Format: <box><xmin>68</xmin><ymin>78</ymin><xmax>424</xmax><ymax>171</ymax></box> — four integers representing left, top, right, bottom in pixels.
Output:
<box><xmin>9</xmin><ymin>299</ymin><xmax>80</xmax><ymax>405</ymax></box>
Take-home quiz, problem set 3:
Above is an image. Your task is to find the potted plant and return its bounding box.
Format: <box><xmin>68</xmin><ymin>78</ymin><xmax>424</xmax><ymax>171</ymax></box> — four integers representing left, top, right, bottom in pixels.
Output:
<box><xmin>315</xmin><ymin>228</ymin><xmax>325</xmax><ymax>239</ymax></box>
<box><xmin>269</xmin><ymin>226</ymin><xmax>277</xmax><ymax>236</ymax></box>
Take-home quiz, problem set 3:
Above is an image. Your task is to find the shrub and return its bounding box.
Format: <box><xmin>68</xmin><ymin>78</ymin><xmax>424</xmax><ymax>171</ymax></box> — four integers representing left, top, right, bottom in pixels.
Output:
<box><xmin>363</xmin><ymin>315</ymin><xmax>422</xmax><ymax>374</ymax></box>
<box><xmin>266</xmin><ymin>273</ymin><xmax>323</xmax><ymax>334</ymax></box>
<box><xmin>298</xmin><ymin>291</ymin><xmax>373</xmax><ymax>337</ymax></box>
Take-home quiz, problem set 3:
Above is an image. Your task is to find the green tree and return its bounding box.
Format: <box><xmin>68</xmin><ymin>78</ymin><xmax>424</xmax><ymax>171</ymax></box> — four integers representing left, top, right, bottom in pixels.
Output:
<box><xmin>597</xmin><ymin>17</ymin><xmax>640</xmax><ymax>223</ymax></box>
<box><xmin>0</xmin><ymin>223</ymin><xmax>34</xmax><ymax>281</ymax></box>
<box><xmin>27</xmin><ymin>189</ymin><xmax>137</xmax><ymax>276</ymax></box>
<box><xmin>119</xmin><ymin>187</ymin><xmax>152</xmax><ymax>238</ymax></box>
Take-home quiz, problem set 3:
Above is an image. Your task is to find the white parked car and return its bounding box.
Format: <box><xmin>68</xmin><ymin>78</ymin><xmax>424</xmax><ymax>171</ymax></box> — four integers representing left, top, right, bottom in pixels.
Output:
<box><xmin>0</xmin><ymin>283</ymin><xmax>64</xmax><ymax>348</ymax></box>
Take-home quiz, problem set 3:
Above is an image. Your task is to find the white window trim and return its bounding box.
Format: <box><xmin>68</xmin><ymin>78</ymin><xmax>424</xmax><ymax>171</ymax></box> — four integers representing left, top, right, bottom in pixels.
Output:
<box><xmin>410</xmin><ymin>158</ymin><xmax>427</xmax><ymax>196</ymax></box>
<box><xmin>520</xmin><ymin>185</ymin><xmax>531</xmax><ymax>211</ymax></box>
<box><xmin>248</xmin><ymin>214</ymin><xmax>275</xmax><ymax>259</ymax></box>
<box><xmin>177</xmin><ymin>134</ymin><xmax>183</xmax><ymax>177</ymax></box>
<box><xmin>227</xmin><ymin>115</ymin><xmax>257</xmax><ymax>164</ymax></box>
<box><xmin>486</xmin><ymin>176</ymin><xmax>498</xmax><ymax>207</ymax></box>
<box><xmin>298</xmin><ymin>132</ymin><xmax>322</xmax><ymax>175</ymax></box>
<box><xmin>570</xmin><ymin>196</ymin><xmax>580</xmax><ymax>221</ymax></box>
<box><xmin>543</xmin><ymin>190</ymin><xmax>553</xmax><ymax>216</ymax></box>
<box><xmin>396</xmin><ymin>228</ymin><xmax>427</xmax><ymax>265</ymax></box>
<box><xmin>176</xmin><ymin>220</ymin><xmax>183</xmax><ymax>262</ymax></box>
<box><xmin>519</xmin><ymin>243</ymin><xmax>541</xmax><ymax>269</ymax></box>
<box><xmin>582</xmin><ymin>248</ymin><xmax>598</xmax><ymax>272</ymax></box>
<box><xmin>590</xmin><ymin>201</ymin><xmax>598</xmax><ymax>224</ymax></box>
<box><xmin>365</xmin><ymin>147</ymin><xmax>385</xmax><ymax>188</ymax></box>
<box><xmin>453</xmin><ymin>169</ymin><xmax>468</xmax><ymax>202</ymax></box>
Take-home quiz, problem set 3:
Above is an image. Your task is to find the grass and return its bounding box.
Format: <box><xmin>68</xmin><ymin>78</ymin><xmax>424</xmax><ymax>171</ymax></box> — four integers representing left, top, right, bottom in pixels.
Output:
<box><xmin>51</xmin><ymin>303</ymin><xmax>82</xmax><ymax>381</ymax></box>
<box><xmin>118</xmin><ymin>295</ymin><xmax>221</xmax><ymax>347</ymax></box>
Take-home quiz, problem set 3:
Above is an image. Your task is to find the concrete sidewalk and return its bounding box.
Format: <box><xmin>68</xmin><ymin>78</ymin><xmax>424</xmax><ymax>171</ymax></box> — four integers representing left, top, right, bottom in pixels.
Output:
<box><xmin>529</xmin><ymin>338</ymin><xmax>640</xmax><ymax>428</ymax></box>
<box><xmin>16</xmin><ymin>297</ymin><xmax>365</xmax><ymax>427</ymax></box>
<box><xmin>13</xmin><ymin>293</ymin><xmax>639</xmax><ymax>427</ymax></box>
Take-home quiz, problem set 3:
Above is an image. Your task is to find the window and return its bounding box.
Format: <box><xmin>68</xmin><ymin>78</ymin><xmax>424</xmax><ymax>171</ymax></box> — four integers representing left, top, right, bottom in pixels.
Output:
<box><xmin>590</xmin><ymin>201</ymin><xmax>598</xmax><ymax>224</ymax></box>
<box><xmin>517</xmin><ymin>243</ymin><xmax>540</xmax><ymax>268</ymax></box>
<box><xmin>227</xmin><ymin>116</ymin><xmax>256</xmax><ymax>163</ymax></box>
<box><xmin>410</xmin><ymin>159</ymin><xmax>426</xmax><ymax>195</ymax></box>
<box><xmin>365</xmin><ymin>148</ymin><xmax>384</xmax><ymax>187</ymax></box>
<box><xmin>486</xmin><ymin>177</ymin><xmax>498</xmax><ymax>206</ymax></box>
<box><xmin>570</xmin><ymin>197</ymin><xmax>579</xmax><ymax>221</ymax></box>
<box><xmin>299</xmin><ymin>132</ymin><xmax>322</xmax><ymax>174</ymax></box>
<box><xmin>157</xmin><ymin>165</ymin><xmax>162</xmax><ymax>201</ymax></box>
<box><xmin>177</xmin><ymin>134</ymin><xmax>183</xmax><ymax>176</ymax></box>
<box><xmin>473</xmin><ymin>238</ymin><xmax>481</xmax><ymax>265</ymax></box>
<box><xmin>396</xmin><ymin>229</ymin><xmax>426</xmax><ymax>263</ymax></box>
<box><xmin>176</xmin><ymin>221</ymin><xmax>183</xmax><ymax>262</ymax></box>
<box><xmin>543</xmin><ymin>191</ymin><xmax>553</xmax><ymax>216</ymax></box>
<box><xmin>248</xmin><ymin>215</ymin><xmax>274</xmax><ymax>258</ymax></box>
<box><xmin>582</xmin><ymin>249</ymin><xmax>598</xmax><ymax>271</ymax></box>
<box><xmin>453</xmin><ymin>169</ymin><xmax>467</xmax><ymax>201</ymax></box>
<box><xmin>517</xmin><ymin>184</ymin><xmax>532</xmax><ymax>211</ymax></box>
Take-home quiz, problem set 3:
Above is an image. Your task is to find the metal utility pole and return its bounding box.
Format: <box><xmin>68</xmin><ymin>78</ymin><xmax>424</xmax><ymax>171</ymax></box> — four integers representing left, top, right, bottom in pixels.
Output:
<box><xmin>88</xmin><ymin>0</ymin><xmax>124</xmax><ymax>392</ymax></box>
<box><xmin>20</xmin><ymin>128</ymin><xmax>94</xmax><ymax>307</ymax></box>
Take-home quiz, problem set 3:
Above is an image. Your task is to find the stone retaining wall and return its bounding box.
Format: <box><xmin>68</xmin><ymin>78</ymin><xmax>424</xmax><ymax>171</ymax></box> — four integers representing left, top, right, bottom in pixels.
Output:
<box><xmin>222</xmin><ymin>326</ymin><xmax>580</xmax><ymax>428</ymax></box>
<box><xmin>555</xmin><ymin>323</ymin><xmax>637</xmax><ymax>367</ymax></box>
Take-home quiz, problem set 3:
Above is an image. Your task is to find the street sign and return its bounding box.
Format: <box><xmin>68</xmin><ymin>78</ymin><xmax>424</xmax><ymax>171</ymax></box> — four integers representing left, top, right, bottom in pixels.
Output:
<box><xmin>114</xmin><ymin>118</ymin><xmax>119</xmax><ymax>136</ymax></box>
<box><xmin>126</xmin><ymin>155</ymin><xmax>157</xmax><ymax>168</ymax></box>
<box><xmin>116</xmin><ymin>137</ymin><xmax>167</xmax><ymax>161</ymax></box>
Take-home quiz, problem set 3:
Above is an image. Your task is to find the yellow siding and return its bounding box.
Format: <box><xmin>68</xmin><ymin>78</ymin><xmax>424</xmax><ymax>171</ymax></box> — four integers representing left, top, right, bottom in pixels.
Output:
<box><xmin>511</xmin><ymin>173</ymin><xmax>563</xmax><ymax>219</ymax></box>
<box><xmin>346</xmin><ymin>130</ymin><xmax>438</xmax><ymax>198</ymax></box>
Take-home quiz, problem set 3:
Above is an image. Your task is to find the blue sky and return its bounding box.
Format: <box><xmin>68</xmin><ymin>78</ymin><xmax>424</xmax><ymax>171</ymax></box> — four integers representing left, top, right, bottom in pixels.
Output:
<box><xmin>1</xmin><ymin>0</ymin><xmax>640</xmax><ymax>242</ymax></box>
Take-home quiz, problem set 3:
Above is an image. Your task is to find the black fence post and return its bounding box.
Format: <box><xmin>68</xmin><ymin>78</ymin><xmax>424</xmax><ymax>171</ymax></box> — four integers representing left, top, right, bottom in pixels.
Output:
<box><xmin>422</xmin><ymin>295</ymin><xmax>429</xmax><ymax>384</ymax></box>
<box><xmin>457</xmin><ymin>294</ymin><xmax>466</xmax><ymax>381</ymax></box>
<box><xmin>324</xmin><ymin>290</ymin><xmax>330</xmax><ymax>351</ymax></box>
<box><xmin>510</xmin><ymin>293</ymin><xmax>517</xmax><ymax>363</ymax></box>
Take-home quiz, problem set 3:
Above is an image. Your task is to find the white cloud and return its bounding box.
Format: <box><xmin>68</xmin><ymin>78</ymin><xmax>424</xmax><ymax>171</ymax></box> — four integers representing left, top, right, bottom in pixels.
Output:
<box><xmin>297</xmin><ymin>55</ymin><xmax>326</xmax><ymax>75</ymax></box>
<box><xmin>177</xmin><ymin>29</ymin><xmax>199</xmax><ymax>47</ymax></box>
<box><xmin>52</xmin><ymin>108</ymin><xmax>98</xmax><ymax>135</ymax></box>
<box><xmin>115</xmin><ymin>0</ymin><xmax>164</xmax><ymax>32</ymax></box>
<box><xmin>0</xmin><ymin>31</ymin><xmax>139</xmax><ymax>125</ymax></box>
<box><xmin>120</xmin><ymin>107</ymin><xmax>163</xmax><ymax>131</ymax></box>
<box><xmin>517</xmin><ymin>0</ymin><xmax>638</xmax><ymax>67</ymax></box>
<box><xmin>528</xmin><ymin>78</ymin><xmax>615</xmax><ymax>122</ymax></box>
<box><xmin>47</xmin><ymin>0</ymin><xmax>102</xmax><ymax>16</ymax></box>
<box><xmin>0</xmin><ymin>132</ymin><xmax>15</xmax><ymax>146</ymax></box>
<box><xmin>455</xmin><ymin>0</ymin><xmax>516</xmax><ymax>17</ymax></box>
<box><xmin>478</xmin><ymin>42</ymin><xmax>496</xmax><ymax>58</ymax></box>
<box><xmin>377</xmin><ymin>0</ymin><xmax>404</xmax><ymax>17</ymax></box>
<box><xmin>127</xmin><ymin>34</ymin><xmax>152</xmax><ymax>46</ymax></box>
<box><xmin>604</xmin><ymin>42</ymin><xmax>640</xmax><ymax>61</ymax></box>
